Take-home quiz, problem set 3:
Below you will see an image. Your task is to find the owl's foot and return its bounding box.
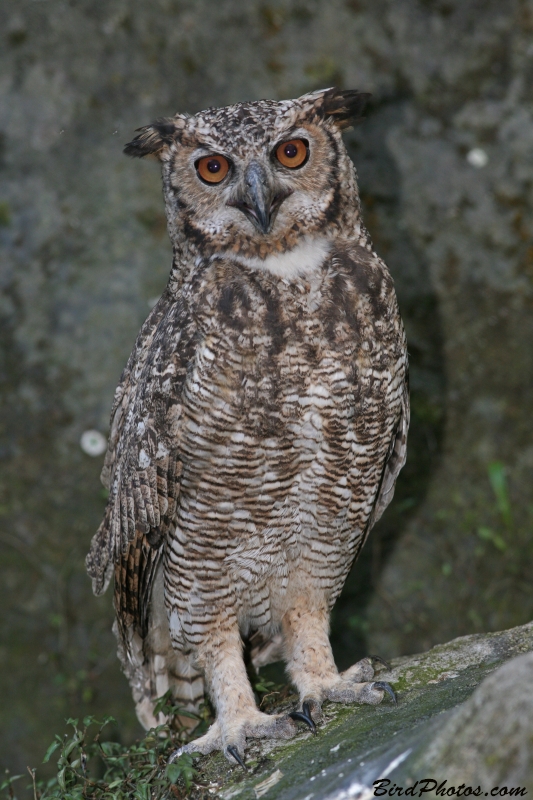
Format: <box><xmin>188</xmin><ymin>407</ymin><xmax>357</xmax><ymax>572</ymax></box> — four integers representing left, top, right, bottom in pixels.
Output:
<box><xmin>369</xmin><ymin>654</ymin><xmax>391</xmax><ymax>671</ymax></box>
<box><xmin>169</xmin><ymin>720</ymin><xmax>222</xmax><ymax>761</ymax></box>
<box><xmin>340</xmin><ymin>656</ymin><xmax>396</xmax><ymax>705</ymax></box>
<box><xmin>287</xmin><ymin>656</ymin><xmax>396</xmax><ymax>731</ymax></box>
<box><xmin>169</xmin><ymin>709</ymin><xmax>298</xmax><ymax>768</ymax></box>
<box><xmin>282</xmin><ymin>598</ymin><xmax>398</xmax><ymax>730</ymax></box>
<box><xmin>291</xmin><ymin>657</ymin><xmax>396</xmax><ymax>725</ymax></box>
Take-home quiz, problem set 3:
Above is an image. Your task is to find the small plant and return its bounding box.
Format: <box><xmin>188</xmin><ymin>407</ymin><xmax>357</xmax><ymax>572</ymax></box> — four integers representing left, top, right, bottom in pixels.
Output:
<box><xmin>476</xmin><ymin>462</ymin><xmax>513</xmax><ymax>553</ymax></box>
<box><xmin>152</xmin><ymin>690</ymin><xmax>211</xmax><ymax>739</ymax></box>
<box><xmin>487</xmin><ymin>461</ymin><xmax>513</xmax><ymax>531</ymax></box>
<box><xmin>14</xmin><ymin>715</ymin><xmax>203</xmax><ymax>800</ymax></box>
<box><xmin>1</xmin><ymin>771</ymin><xmax>24</xmax><ymax>799</ymax></box>
<box><xmin>251</xmin><ymin>673</ymin><xmax>290</xmax><ymax>711</ymax></box>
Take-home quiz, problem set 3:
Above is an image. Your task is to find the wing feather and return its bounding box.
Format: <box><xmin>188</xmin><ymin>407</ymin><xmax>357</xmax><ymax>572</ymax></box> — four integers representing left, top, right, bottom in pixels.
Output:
<box><xmin>370</xmin><ymin>374</ymin><xmax>410</xmax><ymax>528</ymax></box>
<box><xmin>86</xmin><ymin>288</ymin><xmax>196</xmax><ymax>650</ymax></box>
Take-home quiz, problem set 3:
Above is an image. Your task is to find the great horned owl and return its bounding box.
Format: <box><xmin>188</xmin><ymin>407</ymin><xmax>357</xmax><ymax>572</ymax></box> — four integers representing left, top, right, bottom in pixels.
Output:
<box><xmin>86</xmin><ymin>88</ymin><xmax>409</xmax><ymax>765</ymax></box>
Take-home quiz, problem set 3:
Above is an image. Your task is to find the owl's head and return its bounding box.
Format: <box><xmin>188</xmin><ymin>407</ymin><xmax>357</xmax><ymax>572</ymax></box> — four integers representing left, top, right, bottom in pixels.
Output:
<box><xmin>125</xmin><ymin>88</ymin><xmax>369</xmax><ymax>260</ymax></box>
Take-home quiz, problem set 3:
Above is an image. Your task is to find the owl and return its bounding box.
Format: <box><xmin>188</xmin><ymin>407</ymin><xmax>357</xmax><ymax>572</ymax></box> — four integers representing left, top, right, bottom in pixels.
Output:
<box><xmin>86</xmin><ymin>88</ymin><xmax>409</xmax><ymax>767</ymax></box>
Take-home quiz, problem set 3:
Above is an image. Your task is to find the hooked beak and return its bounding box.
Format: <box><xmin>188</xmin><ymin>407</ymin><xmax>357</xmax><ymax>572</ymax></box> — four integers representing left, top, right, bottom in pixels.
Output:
<box><xmin>227</xmin><ymin>161</ymin><xmax>292</xmax><ymax>234</ymax></box>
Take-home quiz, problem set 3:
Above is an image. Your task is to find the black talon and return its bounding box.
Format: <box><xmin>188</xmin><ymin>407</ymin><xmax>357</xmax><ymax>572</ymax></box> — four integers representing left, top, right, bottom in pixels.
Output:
<box><xmin>369</xmin><ymin>655</ymin><xmax>391</xmax><ymax>671</ymax></box>
<box><xmin>372</xmin><ymin>681</ymin><xmax>397</xmax><ymax>705</ymax></box>
<box><xmin>226</xmin><ymin>745</ymin><xmax>247</xmax><ymax>771</ymax></box>
<box><xmin>289</xmin><ymin>701</ymin><xmax>317</xmax><ymax>734</ymax></box>
<box><xmin>289</xmin><ymin>711</ymin><xmax>317</xmax><ymax>734</ymax></box>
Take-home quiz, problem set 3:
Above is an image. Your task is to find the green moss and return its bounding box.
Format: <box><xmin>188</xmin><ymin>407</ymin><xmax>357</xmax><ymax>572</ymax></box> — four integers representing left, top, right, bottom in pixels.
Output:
<box><xmin>28</xmin><ymin>622</ymin><xmax>533</xmax><ymax>799</ymax></box>
<box><xmin>7</xmin><ymin>29</ymin><xmax>27</xmax><ymax>46</ymax></box>
<box><xmin>304</xmin><ymin>58</ymin><xmax>343</xmax><ymax>87</ymax></box>
<box><xmin>0</xmin><ymin>201</ymin><xmax>11</xmax><ymax>226</ymax></box>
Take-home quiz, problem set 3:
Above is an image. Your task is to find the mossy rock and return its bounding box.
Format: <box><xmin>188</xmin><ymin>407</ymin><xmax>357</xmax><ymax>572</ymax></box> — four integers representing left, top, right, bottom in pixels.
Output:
<box><xmin>193</xmin><ymin>621</ymin><xmax>533</xmax><ymax>799</ymax></box>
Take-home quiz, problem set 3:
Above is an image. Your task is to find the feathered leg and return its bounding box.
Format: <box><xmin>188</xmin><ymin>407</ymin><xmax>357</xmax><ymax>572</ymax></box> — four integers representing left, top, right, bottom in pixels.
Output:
<box><xmin>282</xmin><ymin>596</ymin><xmax>394</xmax><ymax>721</ymax></box>
<box><xmin>171</xmin><ymin>619</ymin><xmax>297</xmax><ymax>765</ymax></box>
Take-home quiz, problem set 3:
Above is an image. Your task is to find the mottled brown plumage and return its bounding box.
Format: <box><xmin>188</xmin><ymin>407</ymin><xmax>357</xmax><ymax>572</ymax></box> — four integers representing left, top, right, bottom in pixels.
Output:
<box><xmin>86</xmin><ymin>88</ymin><xmax>409</xmax><ymax>762</ymax></box>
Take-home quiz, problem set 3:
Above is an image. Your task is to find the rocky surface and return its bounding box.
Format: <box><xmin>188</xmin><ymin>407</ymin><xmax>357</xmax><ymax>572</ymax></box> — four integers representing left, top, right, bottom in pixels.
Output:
<box><xmin>364</xmin><ymin>0</ymin><xmax>533</xmax><ymax>659</ymax></box>
<box><xmin>194</xmin><ymin>622</ymin><xmax>533</xmax><ymax>799</ymax></box>
<box><xmin>1</xmin><ymin>0</ymin><xmax>532</xmax><ymax>782</ymax></box>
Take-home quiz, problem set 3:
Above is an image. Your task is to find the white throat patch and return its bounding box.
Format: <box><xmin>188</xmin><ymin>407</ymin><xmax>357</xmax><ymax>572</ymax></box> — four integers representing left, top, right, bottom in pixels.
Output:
<box><xmin>215</xmin><ymin>236</ymin><xmax>331</xmax><ymax>279</ymax></box>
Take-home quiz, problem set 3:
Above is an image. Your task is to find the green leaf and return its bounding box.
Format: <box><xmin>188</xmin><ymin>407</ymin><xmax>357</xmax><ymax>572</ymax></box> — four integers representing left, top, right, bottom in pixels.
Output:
<box><xmin>153</xmin><ymin>690</ymin><xmax>172</xmax><ymax>716</ymax></box>
<box><xmin>254</xmin><ymin>679</ymin><xmax>276</xmax><ymax>694</ymax></box>
<box><xmin>43</xmin><ymin>740</ymin><xmax>62</xmax><ymax>763</ymax></box>
<box><xmin>0</xmin><ymin>775</ymin><xmax>23</xmax><ymax>791</ymax></box>
<box><xmin>166</xmin><ymin>763</ymin><xmax>182</xmax><ymax>784</ymax></box>
<box><xmin>173</xmin><ymin>708</ymin><xmax>200</xmax><ymax>720</ymax></box>
<box><xmin>166</xmin><ymin>753</ymin><xmax>198</xmax><ymax>789</ymax></box>
<box><xmin>57</xmin><ymin>765</ymin><xmax>68</xmax><ymax>793</ymax></box>
<box><xmin>488</xmin><ymin>461</ymin><xmax>513</xmax><ymax>530</ymax></box>
<box><xmin>181</xmin><ymin>765</ymin><xmax>195</xmax><ymax>789</ymax></box>
<box><xmin>62</xmin><ymin>735</ymin><xmax>83</xmax><ymax>759</ymax></box>
<box><xmin>477</xmin><ymin>526</ymin><xmax>507</xmax><ymax>551</ymax></box>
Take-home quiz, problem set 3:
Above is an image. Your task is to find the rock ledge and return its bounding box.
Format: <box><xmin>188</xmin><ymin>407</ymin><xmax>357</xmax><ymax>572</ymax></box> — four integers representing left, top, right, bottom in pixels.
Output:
<box><xmin>192</xmin><ymin>622</ymin><xmax>533</xmax><ymax>799</ymax></box>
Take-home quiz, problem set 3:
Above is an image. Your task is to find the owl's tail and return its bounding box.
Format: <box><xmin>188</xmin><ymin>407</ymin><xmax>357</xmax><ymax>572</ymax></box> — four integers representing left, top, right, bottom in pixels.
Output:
<box><xmin>114</xmin><ymin>562</ymin><xmax>205</xmax><ymax>733</ymax></box>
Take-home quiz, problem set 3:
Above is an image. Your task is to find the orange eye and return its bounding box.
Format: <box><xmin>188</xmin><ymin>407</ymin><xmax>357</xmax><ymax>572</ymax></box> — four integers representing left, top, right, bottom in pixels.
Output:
<box><xmin>275</xmin><ymin>138</ymin><xmax>308</xmax><ymax>169</ymax></box>
<box><xmin>196</xmin><ymin>155</ymin><xmax>230</xmax><ymax>184</ymax></box>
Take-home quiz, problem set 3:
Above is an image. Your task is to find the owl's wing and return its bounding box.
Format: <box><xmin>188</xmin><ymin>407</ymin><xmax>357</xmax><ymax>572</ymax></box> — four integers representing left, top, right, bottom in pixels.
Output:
<box><xmin>370</xmin><ymin>372</ymin><xmax>410</xmax><ymax>528</ymax></box>
<box><xmin>86</xmin><ymin>288</ymin><xmax>196</xmax><ymax>637</ymax></box>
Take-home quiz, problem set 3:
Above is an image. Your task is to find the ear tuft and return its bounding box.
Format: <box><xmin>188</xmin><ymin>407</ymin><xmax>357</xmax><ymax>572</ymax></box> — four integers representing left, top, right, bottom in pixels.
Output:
<box><xmin>322</xmin><ymin>88</ymin><xmax>371</xmax><ymax>130</ymax></box>
<box><xmin>123</xmin><ymin>118</ymin><xmax>178</xmax><ymax>158</ymax></box>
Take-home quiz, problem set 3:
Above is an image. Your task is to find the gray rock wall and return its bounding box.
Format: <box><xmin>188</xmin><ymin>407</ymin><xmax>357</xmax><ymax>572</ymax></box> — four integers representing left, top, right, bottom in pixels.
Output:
<box><xmin>1</xmin><ymin>0</ymin><xmax>531</xmax><ymax>779</ymax></box>
<box><xmin>364</xmin><ymin>0</ymin><xmax>533</xmax><ymax>657</ymax></box>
